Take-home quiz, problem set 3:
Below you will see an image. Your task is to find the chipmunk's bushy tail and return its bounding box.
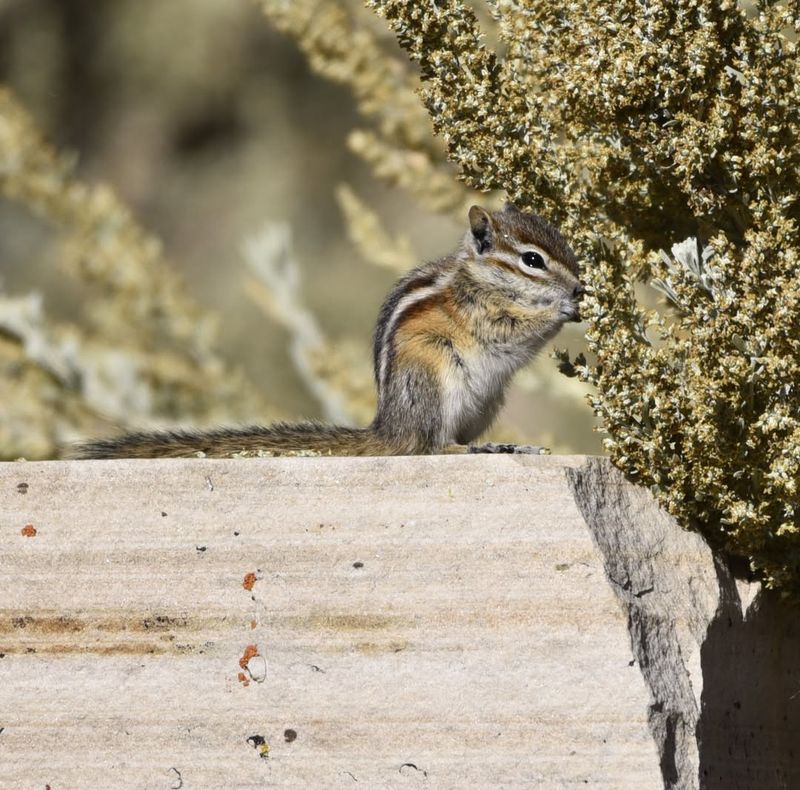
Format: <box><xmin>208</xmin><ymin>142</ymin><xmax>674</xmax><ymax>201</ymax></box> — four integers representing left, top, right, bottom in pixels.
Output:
<box><xmin>67</xmin><ymin>421</ymin><xmax>402</xmax><ymax>459</ymax></box>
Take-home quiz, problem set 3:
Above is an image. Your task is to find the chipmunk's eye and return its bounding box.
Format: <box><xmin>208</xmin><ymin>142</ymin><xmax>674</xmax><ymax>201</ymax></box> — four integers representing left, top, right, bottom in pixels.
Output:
<box><xmin>520</xmin><ymin>251</ymin><xmax>547</xmax><ymax>270</ymax></box>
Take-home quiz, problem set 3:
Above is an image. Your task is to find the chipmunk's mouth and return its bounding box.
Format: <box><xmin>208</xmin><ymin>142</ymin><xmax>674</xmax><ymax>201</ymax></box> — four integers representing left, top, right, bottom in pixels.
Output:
<box><xmin>560</xmin><ymin>306</ymin><xmax>582</xmax><ymax>323</ymax></box>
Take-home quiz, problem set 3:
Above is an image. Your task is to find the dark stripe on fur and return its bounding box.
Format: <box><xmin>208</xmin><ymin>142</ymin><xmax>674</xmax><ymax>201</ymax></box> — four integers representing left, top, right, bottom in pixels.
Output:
<box><xmin>372</xmin><ymin>266</ymin><xmax>441</xmax><ymax>380</ymax></box>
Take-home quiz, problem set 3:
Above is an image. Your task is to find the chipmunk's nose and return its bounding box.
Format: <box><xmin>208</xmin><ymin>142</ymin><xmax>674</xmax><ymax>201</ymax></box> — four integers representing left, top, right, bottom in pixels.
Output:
<box><xmin>573</xmin><ymin>283</ymin><xmax>586</xmax><ymax>299</ymax></box>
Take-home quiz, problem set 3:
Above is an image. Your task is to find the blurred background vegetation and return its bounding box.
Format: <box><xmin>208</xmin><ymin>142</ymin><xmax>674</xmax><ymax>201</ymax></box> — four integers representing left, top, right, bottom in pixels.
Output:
<box><xmin>0</xmin><ymin>0</ymin><xmax>599</xmax><ymax>460</ymax></box>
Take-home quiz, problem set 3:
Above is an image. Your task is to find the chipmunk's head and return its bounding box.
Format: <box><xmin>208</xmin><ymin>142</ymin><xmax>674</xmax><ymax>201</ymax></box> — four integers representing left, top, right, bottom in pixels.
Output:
<box><xmin>464</xmin><ymin>203</ymin><xmax>584</xmax><ymax>324</ymax></box>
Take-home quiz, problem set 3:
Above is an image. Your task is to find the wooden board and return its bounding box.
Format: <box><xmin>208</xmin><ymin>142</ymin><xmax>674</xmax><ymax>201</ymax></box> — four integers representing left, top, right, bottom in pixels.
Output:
<box><xmin>1</xmin><ymin>455</ymin><xmax>664</xmax><ymax>787</ymax></box>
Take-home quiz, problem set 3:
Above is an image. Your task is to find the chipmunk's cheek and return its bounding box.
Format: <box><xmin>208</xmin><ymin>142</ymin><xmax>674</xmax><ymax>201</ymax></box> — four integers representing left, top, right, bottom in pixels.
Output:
<box><xmin>531</xmin><ymin>295</ymin><xmax>554</xmax><ymax>311</ymax></box>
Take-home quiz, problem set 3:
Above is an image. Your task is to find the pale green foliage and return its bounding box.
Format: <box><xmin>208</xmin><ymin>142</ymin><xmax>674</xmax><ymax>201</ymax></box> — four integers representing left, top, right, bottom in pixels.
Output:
<box><xmin>369</xmin><ymin>0</ymin><xmax>800</xmax><ymax>593</ymax></box>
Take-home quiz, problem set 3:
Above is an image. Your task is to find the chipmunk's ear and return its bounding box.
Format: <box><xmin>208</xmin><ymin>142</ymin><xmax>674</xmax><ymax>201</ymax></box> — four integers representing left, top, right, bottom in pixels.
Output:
<box><xmin>503</xmin><ymin>202</ymin><xmax>521</xmax><ymax>214</ymax></box>
<box><xmin>468</xmin><ymin>205</ymin><xmax>494</xmax><ymax>254</ymax></box>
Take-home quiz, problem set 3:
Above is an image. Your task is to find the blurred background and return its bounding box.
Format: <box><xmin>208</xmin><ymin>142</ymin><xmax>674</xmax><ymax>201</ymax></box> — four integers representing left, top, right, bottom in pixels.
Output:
<box><xmin>0</xmin><ymin>0</ymin><xmax>601</xmax><ymax>459</ymax></box>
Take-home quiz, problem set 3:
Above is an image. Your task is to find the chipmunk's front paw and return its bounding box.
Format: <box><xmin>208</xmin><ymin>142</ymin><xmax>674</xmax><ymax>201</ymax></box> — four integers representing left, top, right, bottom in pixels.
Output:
<box><xmin>468</xmin><ymin>443</ymin><xmax>550</xmax><ymax>455</ymax></box>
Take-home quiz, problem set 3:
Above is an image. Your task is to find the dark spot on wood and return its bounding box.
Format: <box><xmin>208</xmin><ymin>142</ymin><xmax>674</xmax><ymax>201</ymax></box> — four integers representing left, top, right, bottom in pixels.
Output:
<box><xmin>142</xmin><ymin>615</ymin><xmax>188</xmax><ymax>631</ymax></box>
<box><xmin>161</xmin><ymin>511</ymin><xmax>167</xmax><ymax>517</ymax></box>
<box><xmin>246</xmin><ymin>734</ymin><xmax>269</xmax><ymax>760</ymax></box>
<box><xmin>399</xmin><ymin>763</ymin><xmax>428</xmax><ymax>778</ymax></box>
<box><xmin>353</xmin><ymin>561</ymin><xmax>364</xmax><ymax>569</ymax></box>
<box><xmin>17</xmin><ymin>482</ymin><xmax>28</xmax><ymax>494</ymax></box>
<box><xmin>196</xmin><ymin>546</ymin><xmax>207</xmax><ymax>553</ymax></box>
<box><xmin>284</xmin><ymin>728</ymin><xmax>297</xmax><ymax>743</ymax></box>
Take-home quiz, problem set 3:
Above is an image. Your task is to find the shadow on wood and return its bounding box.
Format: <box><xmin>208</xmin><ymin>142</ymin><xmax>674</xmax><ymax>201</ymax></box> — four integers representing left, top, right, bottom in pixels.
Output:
<box><xmin>568</xmin><ymin>457</ymin><xmax>800</xmax><ymax>790</ymax></box>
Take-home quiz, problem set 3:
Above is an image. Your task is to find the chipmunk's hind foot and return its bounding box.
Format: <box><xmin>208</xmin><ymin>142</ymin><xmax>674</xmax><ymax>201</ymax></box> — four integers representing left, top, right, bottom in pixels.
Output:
<box><xmin>468</xmin><ymin>442</ymin><xmax>550</xmax><ymax>455</ymax></box>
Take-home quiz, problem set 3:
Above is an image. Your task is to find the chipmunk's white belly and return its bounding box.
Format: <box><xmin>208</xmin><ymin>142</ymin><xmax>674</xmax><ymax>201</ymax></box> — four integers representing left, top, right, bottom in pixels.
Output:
<box><xmin>442</xmin><ymin>345</ymin><xmax>530</xmax><ymax>444</ymax></box>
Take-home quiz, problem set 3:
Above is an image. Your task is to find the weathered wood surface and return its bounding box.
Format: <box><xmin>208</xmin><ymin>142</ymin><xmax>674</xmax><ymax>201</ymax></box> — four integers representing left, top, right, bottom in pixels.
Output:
<box><xmin>0</xmin><ymin>455</ymin><xmax>797</xmax><ymax>789</ymax></box>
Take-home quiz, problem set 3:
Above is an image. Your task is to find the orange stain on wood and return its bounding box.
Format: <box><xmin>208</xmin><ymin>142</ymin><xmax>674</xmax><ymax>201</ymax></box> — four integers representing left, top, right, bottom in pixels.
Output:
<box><xmin>242</xmin><ymin>572</ymin><xmax>257</xmax><ymax>591</ymax></box>
<box><xmin>20</xmin><ymin>524</ymin><xmax>37</xmax><ymax>537</ymax></box>
<box><xmin>239</xmin><ymin>643</ymin><xmax>259</xmax><ymax>669</ymax></box>
<box><xmin>238</xmin><ymin>643</ymin><xmax>260</xmax><ymax>687</ymax></box>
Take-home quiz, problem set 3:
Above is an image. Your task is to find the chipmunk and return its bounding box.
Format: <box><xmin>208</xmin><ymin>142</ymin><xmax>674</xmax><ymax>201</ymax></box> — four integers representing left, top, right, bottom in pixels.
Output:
<box><xmin>72</xmin><ymin>204</ymin><xmax>583</xmax><ymax>459</ymax></box>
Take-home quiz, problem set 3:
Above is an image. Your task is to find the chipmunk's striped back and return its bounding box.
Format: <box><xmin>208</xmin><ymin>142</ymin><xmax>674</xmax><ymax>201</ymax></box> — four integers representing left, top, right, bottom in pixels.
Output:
<box><xmin>372</xmin><ymin>260</ymin><xmax>455</xmax><ymax>395</ymax></box>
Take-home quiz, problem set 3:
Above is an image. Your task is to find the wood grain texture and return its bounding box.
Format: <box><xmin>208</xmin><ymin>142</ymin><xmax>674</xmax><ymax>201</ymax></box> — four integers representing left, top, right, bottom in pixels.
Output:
<box><xmin>0</xmin><ymin>455</ymin><xmax>678</xmax><ymax>787</ymax></box>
